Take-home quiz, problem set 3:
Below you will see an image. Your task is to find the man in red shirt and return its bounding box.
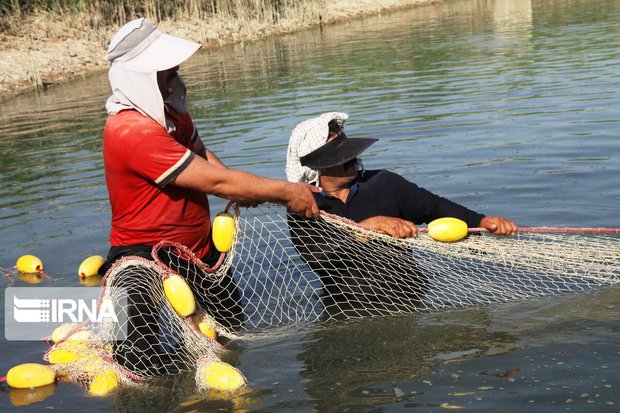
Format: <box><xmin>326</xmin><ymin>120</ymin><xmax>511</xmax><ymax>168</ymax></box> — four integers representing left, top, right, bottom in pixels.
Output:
<box><xmin>103</xmin><ymin>18</ymin><xmax>319</xmax><ymax>374</ymax></box>
<box><xmin>104</xmin><ymin>18</ymin><xmax>319</xmax><ymax>264</ymax></box>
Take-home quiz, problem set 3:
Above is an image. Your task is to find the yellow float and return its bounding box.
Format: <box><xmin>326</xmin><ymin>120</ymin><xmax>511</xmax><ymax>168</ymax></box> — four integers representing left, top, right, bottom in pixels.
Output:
<box><xmin>78</xmin><ymin>255</ymin><xmax>105</xmax><ymax>278</ymax></box>
<box><xmin>427</xmin><ymin>217</ymin><xmax>468</xmax><ymax>242</ymax></box>
<box><xmin>16</xmin><ymin>255</ymin><xmax>43</xmax><ymax>273</ymax></box>
<box><xmin>50</xmin><ymin>323</ymin><xmax>92</xmax><ymax>343</ymax></box>
<box><xmin>212</xmin><ymin>212</ymin><xmax>235</xmax><ymax>252</ymax></box>
<box><xmin>198</xmin><ymin>360</ymin><xmax>245</xmax><ymax>391</ymax></box>
<box><xmin>6</xmin><ymin>363</ymin><xmax>56</xmax><ymax>389</ymax></box>
<box><xmin>47</xmin><ymin>344</ymin><xmax>81</xmax><ymax>365</ymax></box>
<box><xmin>71</xmin><ymin>354</ymin><xmax>108</xmax><ymax>377</ymax></box>
<box><xmin>163</xmin><ymin>274</ymin><xmax>196</xmax><ymax>317</ymax></box>
<box><xmin>88</xmin><ymin>369</ymin><xmax>120</xmax><ymax>397</ymax></box>
<box><xmin>47</xmin><ymin>339</ymin><xmax>96</xmax><ymax>364</ymax></box>
<box><xmin>192</xmin><ymin>313</ymin><xmax>218</xmax><ymax>340</ymax></box>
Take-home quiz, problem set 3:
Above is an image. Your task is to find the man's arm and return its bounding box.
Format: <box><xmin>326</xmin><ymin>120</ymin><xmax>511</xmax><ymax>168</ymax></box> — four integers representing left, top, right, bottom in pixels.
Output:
<box><xmin>203</xmin><ymin>148</ymin><xmax>226</xmax><ymax>168</ymax></box>
<box><xmin>173</xmin><ymin>155</ymin><xmax>321</xmax><ymax>219</ymax></box>
<box><xmin>386</xmin><ymin>171</ymin><xmax>518</xmax><ymax>236</ymax></box>
<box><xmin>192</xmin><ymin>134</ymin><xmax>227</xmax><ymax>169</ymax></box>
<box><xmin>358</xmin><ymin>215</ymin><xmax>518</xmax><ymax>238</ymax></box>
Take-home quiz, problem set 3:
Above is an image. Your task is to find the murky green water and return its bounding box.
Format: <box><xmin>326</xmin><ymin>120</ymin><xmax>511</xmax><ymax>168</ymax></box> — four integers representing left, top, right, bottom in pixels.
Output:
<box><xmin>1</xmin><ymin>0</ymin><xmax>619</xmax><ymax>411</ymax></box>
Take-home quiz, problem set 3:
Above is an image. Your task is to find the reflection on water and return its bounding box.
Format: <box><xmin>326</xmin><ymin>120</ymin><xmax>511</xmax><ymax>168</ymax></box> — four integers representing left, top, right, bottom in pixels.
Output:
<box><xmin>298</xmin><ymin>309</ymin><xmax>519</xmax><ymax>411</ymax></box>
<box><xmin>0</xmin><ymin>0</ymin><xmax>619</xmax><ymax>411</ymax></box>
<box><xmin>7</xmin><ymin>383</ymin><xmax>57</xmax><ymax>407</ymax></box>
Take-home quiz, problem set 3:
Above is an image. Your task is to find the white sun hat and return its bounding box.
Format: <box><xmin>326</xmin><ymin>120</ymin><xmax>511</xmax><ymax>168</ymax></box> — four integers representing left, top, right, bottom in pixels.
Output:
<box><xmin>105</xmin><ymin>18</ymin><xmax>201</xmax><ymax>129</ymax></box>
<box><xmin>106</xmin><ymin>18</ymin><xmax>201</xmax><ymax>72</ymax></box>
<box><xmin>286</xmin><ymin>112</ymin><xmax>349</xmax><ymax>185</ymax></box>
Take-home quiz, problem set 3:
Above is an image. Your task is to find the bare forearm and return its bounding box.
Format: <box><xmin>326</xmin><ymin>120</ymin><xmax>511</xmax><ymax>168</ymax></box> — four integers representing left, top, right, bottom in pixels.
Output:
<box><xmin>204</xmin><ymin>149</ymin><xmax>227</xmax><ymax>169</ymax></box>
<box><xmin>193</xmin><ymin>137</ymin><xmax>227</xmax><ymax>168</ymax></box>
<box><xmin>205</xmin><ymin>168</ymin><xmax>293</xmax><ymax>203</ymax></box>
<box><xmin>173</xmin><ymin>155</ymin><xmax>320</xmax><ymax>218</ymax></box>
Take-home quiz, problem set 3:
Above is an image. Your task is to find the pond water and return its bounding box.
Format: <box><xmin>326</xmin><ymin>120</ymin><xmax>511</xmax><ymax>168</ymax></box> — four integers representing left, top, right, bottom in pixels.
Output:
<box><xmin>1</xmin><ymin>0</ymin><xmax>619</xmax><ymax>411</ymax></box>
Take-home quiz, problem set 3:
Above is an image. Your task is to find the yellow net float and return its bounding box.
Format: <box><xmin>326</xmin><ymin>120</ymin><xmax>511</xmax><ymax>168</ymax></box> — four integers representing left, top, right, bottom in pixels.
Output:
<box><xmin>45</xmin><ymin>329</ymin><xmax>111</xmax><ymax>377</ymax></box>
<box><xmin>16</xmin><ymin>255</ymin><xmax>43</xmax><ymax>274</ymax></box>
<box><xmin>78</xmin><ymin>255</ymin><xmax>105</xmax><ymax>278</ymax></box>
<box><xmin>163</xmin><ymin>274</ymin><xmax>196</xmax><ymax>317</ymax></box>
<box><xmin>88</xmin><ymin>369</ymin><xmax>120</xmax><ymax>397</ymax></box>
<box><xmin>72</xmin><ymin>354</ymin><xmax>109</xmax><ymax>377</ymax></box>
<box><xmin>5</xmin><ymin>363</ymin><xmax>56</xmax><ymax>389</ymax></box>
<box><xmin>47</xmin><ymin>344</ymin><xmax>81</xmax><ymax>365</ymax></box>
<box><xmin>50</xmin><ymin>323</ymin><xmax>92</xmax><ymax>343</ymax></box>
<box><xmin>191</xmin><ymin>313</ymin><xmax>218</xmax><ymax>340</ymax></box>
<box><xmin>47</xmin><ymin>339</ymin><xmax>96</xmax><ymax>364</ymax></box>
<box><xmin>212</xmin><ymin>212</ymin><xmax>235</xmax><ymax>252</ymax></box>
<box><xmin>427</xmin><ymin>217</ymin><xmax>469</xmax><ymax>242</ymax></box>
<box><xmin>197</xmin><ymin>360</ymin><xmax>245</xmax><ymax>392</ymax></box>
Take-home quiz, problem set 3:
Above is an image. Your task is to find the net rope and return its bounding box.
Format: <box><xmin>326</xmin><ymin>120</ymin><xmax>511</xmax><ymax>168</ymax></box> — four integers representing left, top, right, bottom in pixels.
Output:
<box><xmin>43</xmin><ymin>202</ymin><xmax>620</xmax><ymax>390</ymax></box>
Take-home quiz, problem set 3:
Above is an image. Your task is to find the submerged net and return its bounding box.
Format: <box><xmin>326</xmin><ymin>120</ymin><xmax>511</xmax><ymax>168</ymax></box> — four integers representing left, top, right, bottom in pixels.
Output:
<box><xmin>232</xmin><ymin>204</ymin><xmax>620</xmax><ymax>331</ymax></box>
<box><xmin>44</xmin><ymin>202</ymin><xmax>620</xmax><ymax>390</ymax></box>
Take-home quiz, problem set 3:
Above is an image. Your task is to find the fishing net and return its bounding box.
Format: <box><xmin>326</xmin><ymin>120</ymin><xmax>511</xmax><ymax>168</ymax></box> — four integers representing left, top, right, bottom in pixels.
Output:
<box><xmin>44</xmin><ymin>241</ymin><xmax>244</xmax><ymax>393</ymax></box>
<box><xmin>232</xmin><ymin>204</ymin><xmax>620</xmax><ymax>330</ymax></box>
<box><xmin>43</xmin><ymin>202</ymin><xmax>620</xmax><ymax>392</ymax></box>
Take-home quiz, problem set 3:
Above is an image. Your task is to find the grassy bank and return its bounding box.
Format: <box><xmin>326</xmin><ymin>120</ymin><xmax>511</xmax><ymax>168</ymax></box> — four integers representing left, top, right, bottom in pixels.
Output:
<box><xmin>0</xmin><ymin>0</ymin><xmax>439</xmax><ymax>100</ymax></box>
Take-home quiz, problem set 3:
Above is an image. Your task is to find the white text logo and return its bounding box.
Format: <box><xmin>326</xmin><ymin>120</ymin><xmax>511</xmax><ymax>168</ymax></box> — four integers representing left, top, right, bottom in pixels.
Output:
<box><xmin>13</xmin><ymin>296</ymin><xmax>118</xmax><ymax>323</ymax></box>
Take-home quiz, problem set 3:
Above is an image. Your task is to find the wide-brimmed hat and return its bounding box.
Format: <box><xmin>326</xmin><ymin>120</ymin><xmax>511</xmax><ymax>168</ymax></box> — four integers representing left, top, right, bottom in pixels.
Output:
<box><xmin>299</xmin><ymin>133</ymin><xmax>378</xmax><ymax>169</ymax></box>
<box><xmin>105</xmin><ymin>18</ymin><xmax>201</xmax><ymax>129</ymax></box>
<box><xmin>106</xmin><ymin>18</ymin><xmax>201</xmax><ymax>71</ymax></box>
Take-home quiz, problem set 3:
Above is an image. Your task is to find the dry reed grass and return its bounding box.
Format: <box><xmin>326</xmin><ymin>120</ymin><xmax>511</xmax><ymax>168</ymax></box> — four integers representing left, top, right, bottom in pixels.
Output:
<box><xmin>0</xmin><ymin>0</ymin><xmax>439</xmax><ymax>100</ymax></box>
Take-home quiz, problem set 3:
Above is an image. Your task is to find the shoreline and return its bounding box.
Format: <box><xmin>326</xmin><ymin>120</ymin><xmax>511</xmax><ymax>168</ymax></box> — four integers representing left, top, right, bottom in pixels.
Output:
<box><xmin>0</xmin><ymin>0</ymin><xmax>440</xmax><ymax>102</ymax></box>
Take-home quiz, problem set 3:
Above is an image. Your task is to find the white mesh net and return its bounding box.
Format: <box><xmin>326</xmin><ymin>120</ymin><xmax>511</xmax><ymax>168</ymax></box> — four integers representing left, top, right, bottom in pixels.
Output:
<box><xmin>44</xmin><ymin>242</ymin><xmax>241</xmax><ymax>392</ymax></box>
<box><xmin>44</xmin><ymin>202</ymin><xmax>620</xmax><ymax>391</ymax></box>
<box><xmin>233</xmin><ymin>204</ymin><xmax>619</xmax><ymax>331</ymax></box>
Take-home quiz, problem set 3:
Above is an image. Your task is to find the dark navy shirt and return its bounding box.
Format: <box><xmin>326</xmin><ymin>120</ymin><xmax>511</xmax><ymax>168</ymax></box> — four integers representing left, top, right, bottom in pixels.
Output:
<box><xmin>315</xmin><ymin>170</ymin><xmax>485</xmax><ymax>227</ymax></box>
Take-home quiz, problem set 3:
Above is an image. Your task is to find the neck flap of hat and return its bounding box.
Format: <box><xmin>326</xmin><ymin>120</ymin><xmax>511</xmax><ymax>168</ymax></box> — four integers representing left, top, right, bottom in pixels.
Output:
<box><xmin>286</xmin><ymin>112</ymin><xmax>349</xmax><ymax>185</ymax></box>
<box><xmin>105</xmin><ymin>18</ymin><xmax>189</xmax><ymax>131</ymax></box>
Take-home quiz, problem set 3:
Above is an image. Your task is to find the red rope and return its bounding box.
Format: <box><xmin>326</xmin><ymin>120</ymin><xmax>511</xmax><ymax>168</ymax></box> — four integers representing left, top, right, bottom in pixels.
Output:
<box><xmin>463</xmin><ymin>227</ymin><xmax>620</xmax><ymax>234</ymax></box>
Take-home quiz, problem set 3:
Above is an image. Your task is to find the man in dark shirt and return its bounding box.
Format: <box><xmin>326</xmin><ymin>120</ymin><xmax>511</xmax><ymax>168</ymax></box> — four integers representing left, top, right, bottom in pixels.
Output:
<box><xmin>313</xmin><ymin>168</ymin><xmax>486</xmax><ymax>232</ymax></box>
<box><xmin>286</xmin><ymin>112</ymin><xmax>517</xmax><ymax>237</ymax></box>
<box><xmin>285</xmin><ymin>113</ymin><xmax>517</xmax><ymax>318</ymax></box>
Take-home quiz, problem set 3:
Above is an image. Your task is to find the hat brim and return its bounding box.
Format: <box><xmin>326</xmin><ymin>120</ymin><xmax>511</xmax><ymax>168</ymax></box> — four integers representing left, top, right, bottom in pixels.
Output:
<box><xmin>123</xmin><ymin>33</ymin><xmax>201</xmax><ymax>72</ymax></box>
<box><xmin>300</xmin><ymin>134</ymin><xmax>378</xmax><ymax>169</ymax></box>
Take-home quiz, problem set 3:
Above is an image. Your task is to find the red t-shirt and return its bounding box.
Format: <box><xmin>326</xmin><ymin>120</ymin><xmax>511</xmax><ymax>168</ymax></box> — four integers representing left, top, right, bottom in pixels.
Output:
<box><xmin>103</xmin><ymin>108</ymin><xmax>212</xmax><ymax>258</ymax></box>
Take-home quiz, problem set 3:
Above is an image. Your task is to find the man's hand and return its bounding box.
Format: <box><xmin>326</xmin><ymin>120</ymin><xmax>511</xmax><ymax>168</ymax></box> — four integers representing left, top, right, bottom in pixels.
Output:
<box><xmin>479</xmin><ymin>216</ymin><xmax>518</xmax><ymax>236</ymax></box>
<box><xmin>360</xmin><ymin>216</ymin><xmax>418</xmax><ymax>238</ymax></box>
<box><xmin>285</xmin><ymin>182</ymin><xmax>321</xmax><ymax>219</ymax></box>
